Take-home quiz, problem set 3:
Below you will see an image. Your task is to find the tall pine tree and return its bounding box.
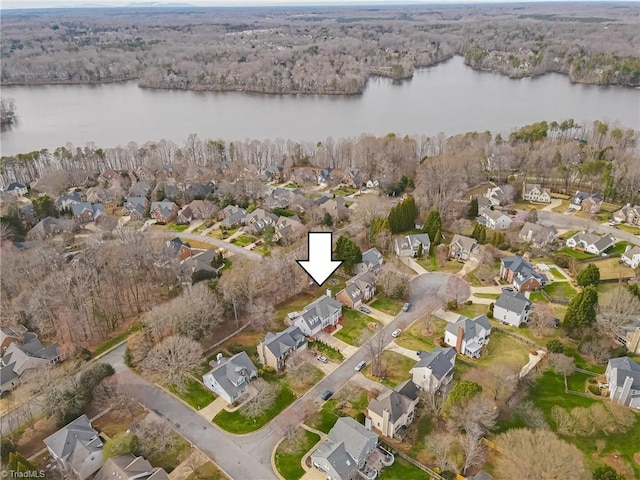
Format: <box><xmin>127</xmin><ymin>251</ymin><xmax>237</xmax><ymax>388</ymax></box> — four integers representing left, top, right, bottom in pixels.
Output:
<box><xmin>387</xmin><ymin>195</ymin><xmax>418</xmax><ymax>233</ymax></box>
<box><xmin>422</xmin><ymin>210</ymin><xmax>442</xmax><ymax>246</ymax></box>
<box><xmin>564</xmin><ymin>285</ymin><xmax>598</xmax><ymax>332</ymax></box>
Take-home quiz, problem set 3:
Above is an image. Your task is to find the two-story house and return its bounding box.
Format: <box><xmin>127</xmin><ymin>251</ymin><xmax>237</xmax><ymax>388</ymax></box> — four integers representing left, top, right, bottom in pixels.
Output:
<box><xmin>341</xmin><ymin>167</ymin><xmax>364</xmax><ymax>189</ymax></box>
<box><xmin>292</xmin><ymin>295</ymin><xmax>343</xmax><ymax>336</ymax></box>
<box><xmin>336</xmin><ymin>272</ymin><xmax>376</xmax><ymax>310</ymax></box>
<box><xmin>245</xmin><ymin>208</ymin><xmax>279</xmax><ymax>235</ymax></box>
<box><xmin>613</xmin><ymin>204</ymin><xmax>640</xmax><ymax>225</ymax></box>
<box><xmin>394</xmin><ymin>233</ymin><xmax>430</xmax><ymax>257</ymax></box>
<box><xmin>605</xmin><ymin>356</ymin><xmax>640</xmax><ymax>409</ymax></box>
<box><xmin>448</xmin><ymin>234</ymin><xmax>479</xmax><ymax>261</ymax></box>
<box><xmin>518</xmin><ymin>222</ymin><xmax>557</xmax><ymax>248</ymax></box>
<box><xmin>522</xmin><ymin>183</ymin><xmax>552</xmax><ymax>203</ymax></box>
<box><xmin>481</xmin><ymin>209</ymin><xmax>512</xmax><ymax>230</ymax></box>
<box><xmin>202</xmin><ymin>352</ymin><xmax>258</xmax><ymax>404</ymax></box>
<box><xmin>565</xmin><ymin>231</ymin><xmax>616</xmax><ymax>255</ymax></box>
<box><xmin>122</xmin><ymin>197</ymin><xmax>149</xmax><ymax>220</ymax></box>
<box><xmin>257</xmin><ymin>326</ymin><xmax>307</xmax><ymax>373</ymax></box>
<box><xmin>356</xmin><ymin>248</ymin><xmax>384</xmax><ymax>274</ymax></box>
<box><xmin>621</xmin><ymin>246</ymin><xmax>640</xmax><ymax>269</ymax></box>
<box><xmin>444</xmin><ymin>315</ymin><xmax>492</xmax><ymax>358</ymax></box>
<box><xmin>411</xmin><ymin>347</ymin><xmax>456</xmax><ymax>393</ymax></box>
<box><xmin>484</xmin><ymin>185</ymin><xmax>514</xmax><ymax>206</ymax></box>
<box><xmin>500</xmin><ymin>255</ymin><xmax>547</xmax><ymax>292</ymax></box>
<box><xmin>494</xmin><ymin>291</ymin><xmax>531</xmax><ymax>327</ymax></box>
<box><xmin>4</xmin><ymin>182</ymin><xmax>28</xmax><ymax>197</ymax></box>
<box><xmin>150</xmin><ymin>201</ymin><xmax>179</xmax><ymax>224</ymax></box>
<box><xmin>367</xmin><ymin>380</ymin><xmax>420</xmax><ymax>439</ymax></box>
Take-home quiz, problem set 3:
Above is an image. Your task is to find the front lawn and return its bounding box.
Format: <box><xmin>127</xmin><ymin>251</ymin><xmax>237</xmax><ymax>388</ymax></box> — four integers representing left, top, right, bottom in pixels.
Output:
<box><xmin>370</xmin><ymin>296</ymin><xmax>404</xmax><ymax>316</ymax></box>
<box><xmin>556</xmin><ymin>247</ymin><xmax>596</xmax><ymax>260</ymax></box>
<box><xmin>543</xmin><ymin>282</ymin><xmax>577</xmax><ymax>301</ymax></box>
<box><xmin>308</xmin><ymin>340</ymin><xmax>344</xmax><ymax>361</ymax></box>
<box><xmin>230</xmin><ymin>234</ymin><xmax>256</xmax><ymax>247</ymax></box>
<box><xmin>455</xmin><ymin>303</ymin><xmax>489</xmax><ymax>319</ymax></box>
<box><xmin>378</xmin><ymin>456</ymin><xmax>430</xmax><ymax>480</ymax></box>
<box><xmin>394</xmin><ymin>318</ymin><xmax>447</xmax><ymax>352</ymax></box>
<box><xmin>474</xmin><ymin>293</ymin><xmax>500</xmax><ymax>299</ymax></box>
<box><xmin>558</xmin><ymin>229</ymin><xmax>579</xmax><ymax>240</ymax></box>
<box><xmin>366</xmin><ymin>351</ymin><xmax>414</xmax><ymax>387</ymax></box>
<box><xmin>465</xmin><ymin>272</ymin><xmax>482</xmax><ymax>287</ymax></box>
<box><xmin>548</xmin><ymin>267</ymin><xmax>565</xmax><ymax>280</ymax></box>
<box><xmin>213</xmin><ymin>384</ymin><xmax>296</xmax><ymax>434</ymax></box>
<box><xmin>179</xmin><ymin>238</ymin><xmax>214</xmax><ymax>250</ymax></box>
<box><xmin>185</xmin><ymin>462</ymin><xmax>226</xmax><ymax>480</ymax></box>
<box><xmin>305</xmin><ymin>386</ymin><xmax>368</xmax><ymax>433</ymax></box>
<box><xmin>274</xmin><ymin>429</ymin><xmax>321</xmax><ymax>480</ymax></box>
<box><xmin>581</xmin><ymin>258</ymin><xmax>635</xmax><ymax>281</ymax></box>
<box><xmin>615</xmin><ymin>223</ymin><xmax>640</xmax><ymax>235</ymax></box>
<box><xmin>167</xmin><ymin>223</ymin><xmax>189</xmax><ymax>232</ymax></box>
<box><xmin>168</xmin><ymin>379</ymin><xmax>216</xmax><ymax>410</ymax></box>
<box><xmin>417</xmin><ymin>256</ymin><xmax>463</xmax><ymax>274</ymax></box>
<box><xmin>604</xmin><ymin>241</ymin><xmax>631</xmax><ymax>255</ymax></box>
<box><xmin>334</xmin><ymin>309</ymin><xmax>381</xmax><ymax>346</ymax></box>
<box><xmin>147</xmin><ymin>438</ymin><xmax>191</xmax><ymax>473</ymax></box>
<box><xmin>331</xmin><ymin>186</ymin><xmax>358</xmax><ymax>196</ymax></box>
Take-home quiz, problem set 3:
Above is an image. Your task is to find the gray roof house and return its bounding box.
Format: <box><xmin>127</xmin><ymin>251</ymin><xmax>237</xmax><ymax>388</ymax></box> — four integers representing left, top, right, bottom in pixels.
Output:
<box><xmin>500</xmin><ymin>255</ymin><xmax>547</xmax><ymax>292</ymax></box>
<box><xmin>122</xmin><ymin>197</ymin><xmax>149</xmax><ymax>218</ymax></box>
<box><xmin>43</xmin><ymin>414</ymin><xmax>104</xmax><ymax>480</ymax></box>
<box><xmin>449</xmin><ymin>234</ymin><xmax>479</xmax><ymax>261</ymax></box>
<box><xmin>494</xmin><ymin>290</ymin><xmax>532</xmax><ymax>327</ymax></box>
<box><xmin>54</xmin><ymin>191</ymin><xmax>82</xmax><ymax>210</ymax></box>
<box><xmin>202</xmin><ymin>351</ymin><xmax>258</xmax><ymax>404</ymax></box>
<box><xmin>150</xmin><ymin>200</ymin><xmax>178</xmax><ymax>223</ymax></box>
<box><xmin>485</xmin><ymin>184</ymin><xmax>514</xmax><ymax>206</ymax></box>
<box><xmin>444</xmin><ymin>315</ymin><xmax>492</xmax><ymax>358</ymax></box>
<box><xmin>311</xmin><ymin>417</ymin><xmax>381</xmax><ymax>480</ymax></box>
<box><xmin>257</xmin><ymin>325</ymin><xmax>308</xmax><ymax>372</ymax></box>
<box><xmin>336</xmin><ymin>271</ymin><xmax>376</xmax><ymax>310</ymax></box>
<box><xmin>94</xmin><ymin>455</ymin><xmax>169</xmax><ymax>480</ymax></box>
<box><xmin>411</xmin><ymin>347</ymin><xmax>456</xmax><ymax>393</ymax></box>
<box><xmin>394</xmin><ymin>233</ymin><xmax>430</xmax><ymax>258</ymax></box>
<box><xmin>565</xmin><ymin>231</ymin><xmax>616</xmax><ymax>255</ymax></box>
<box><xmin>605</xmin><ymin>356</ymin><xmax>640</xmax><ymax>409</ymax></box>
<box><xmin>27</xmin><ymin>217</ymin><xmax>76</xmax><ymax>240</ymax></box>
<box><xmin>246</xmin><ymin>208</ymin><xmax>279</xmax><ymax>235</ymax></box>
<box><xmin>466</xmin><ymin>471</ymin><xmax>493</xmax><ymax>480</ymax></box>
<box><xmin>293</xmin><ymin>295</ymin><xmax>343</xmax><ymax>336</ymax></box>
<box><xmin>274</xmin><ymin>215</ymin><xmax>306</xmax><ymax>244</ymax></box>
<box><xmin>367</xmin><ymin>380</ymin><xmax>419</xmax><ymax>439</ymax></box>
<box><xmin>356</xmin><ymin>247</ymin><xmax>384</xmax><ymax>274</ymax></box>
<box><xmin>518</xmin><ymin>222</ymin><xmax>558</xmax><ymax>248</ymax></box>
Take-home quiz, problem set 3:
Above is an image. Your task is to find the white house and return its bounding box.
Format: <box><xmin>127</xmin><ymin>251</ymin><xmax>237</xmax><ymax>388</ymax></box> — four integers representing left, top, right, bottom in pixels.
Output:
<box><xmin>394</xmin><ymin>233</ymin><xmax>430</xmax><ymax>257</ymax></box>
<box><xmin>481</xmin><ymin>209</ymin><xmax>512</xmax><ymax>230</ymax></box>
<box><xmin>605</xmin><ymin>356</ymin><xmax>640</xmax><ymax>409</ymax></box>
<box><xmin>494</xmin><ymin>291</ymin><xmax>531</xmax><ymax>327</ymax></box>
<box><xmin>518</xmin><ymin>222</ymin><xmax>557</xmax><ymax>248</ymax></box>
<box><xmin>4</xmin><ymin>182</ymin><xmax>28</xmax><ymax>197</ymax></box>
<box><xmin>444</xmin><ymin>315</ymin><xmax>492</xmax><ymax>358</ymax></box>
<box><xmin>202</xmin><ymin>351</ymin><xmax>258</xmax><ymax>404</ymax></box>
<box><xmin>621</xmin><ymin>246</ymin><xmax>640</xmax><ymax>269</ymax></box>
<box><xmin>356</xmin><ymin>247</ymin><xmax>384</xmax><ymax>273</ymax></box>
<box><xmin>565</xmin><ymin>231</ymin><xmax>616</xmax><ymax>255</ymax></box>
<box><xmin>292</xmin><ymin>295</ymin><xmax>343</xmax><ymax>336</ymax></box>
<box><xmin>411</xmin><ymin>347</ymin><xmax>456</xmax><ymax>393</ymax></box>
<box><xmin>522</xmin><ymin>183</ymin><xmax>551</xmax><ymax>203</ymax></box>
<box><xmin>367</xmin><ymin>380</ymin><xmax>419</xmax><ymax>439</ymax></box>
<box><xmin>484</xmin><ymin>185</ymin><xmax>514</xmax><ymax>206</ymax></box>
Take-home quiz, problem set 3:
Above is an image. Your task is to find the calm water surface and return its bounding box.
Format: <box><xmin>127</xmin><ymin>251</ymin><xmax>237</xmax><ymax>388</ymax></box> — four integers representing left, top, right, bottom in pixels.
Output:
<box><xmin>2</xmin><ymin>56</ymin><xmax>639</xmax><ymax>156</ymax></box>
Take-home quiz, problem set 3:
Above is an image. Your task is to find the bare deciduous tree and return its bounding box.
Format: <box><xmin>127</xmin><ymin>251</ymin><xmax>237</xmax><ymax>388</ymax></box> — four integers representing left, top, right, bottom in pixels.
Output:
<box><xmin>143</xmin><ymin>335</ymin><xmax>203</xmax><ymax>391</ymax></box>
<box><xmin>240</xmin><ymin>379</ymin><xmax>280</xmax><ymax>418</ymax></box>
<box><xmin>466</xmin><ymin>362</ymin><xmax>519</xmax><ymax>401</ymax></box>
<box><xmin>424</xmin><ymin>431</ymin><xmax>458</xmax><ymax>472</ymax></box>
<box><xmin>359</xmin><ymin>331</ymin><xmax>387</xmax><ymax>378</ymax></box>
<box><xmin>598</xmin><ymin>286</ymin><xmax>640</xmax><ymax>337</ymax></box>
<box><xmin>460</xmin><ymin>427</ymin><xmax>485</xmax><ymax>475</ymax></box>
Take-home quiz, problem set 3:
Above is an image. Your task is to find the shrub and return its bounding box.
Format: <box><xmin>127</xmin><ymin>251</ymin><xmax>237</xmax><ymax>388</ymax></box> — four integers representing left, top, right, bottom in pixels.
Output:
<box><xmin>124</xmin><ymin>347</ymin><xmax>133</xmax><ymax>367</ymax></box>
<box><xmin>587</xmin><ymin>378</ymin><xmax>597</xmax><ymax>385</ymax></box>
<box><xmin>0</xmin><ymin>438</ymin><xmax>15</xmax><ymax>463</ymax></box>
<box><xmin>465</xmin><ymin>300</ymin><xmax>473</xmax><ymax>305</ymax></box>
<box><xmin>78</xmin><ymin>347</ymin><xmax>92</xmax><ymax>361</ymax></box>
<box><xmin>447</xmin><ymin>299</ymin><xmax>458</xmax><ymax>311</ymax></box>
<box><xmin>356</xmin><ymin>412</ymin><xmax>366</xmax><ymax>423</ymax></box>
<box><xmin>487</xmin><ymin>311</ymin><xmax>494</xmax><ymax>319</ymax></box>
<box><xmin>103</xmin><ymin>432</ymin><xmax>140</xmax><ymax>459</ymax></box>
<box><xmin>546</xmin><ymin>339</ymin><xmax>564</xmax><ymax>354</ymax></box>
<box><xmin>588</xmin><ymin>385</ymin><xmax>600</xmax><ymax>396</ymax></box>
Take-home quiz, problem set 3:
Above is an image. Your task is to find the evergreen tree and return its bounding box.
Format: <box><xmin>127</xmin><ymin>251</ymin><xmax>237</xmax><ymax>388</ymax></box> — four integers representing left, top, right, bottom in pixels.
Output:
<box><xmin>422</xmin><ymin>210</ymin><xmax>442</xmax><ymax>247</ymax></box>
<box><xmin>576</xmin><ymin>264</ymin><xmax>600</xmax><ymax>287</ymax></box>
<box><xmin>467</xmin><ymin>197</ymin><xmax>479</xmax><ymax>218</ymax></box>
<box><xmin>32</xmin><ymin>195</ymin><xmax>59</xmax><ymax>219</ymax></box>
<box><xmin>592</xmin><ymin>466</ymin><xmax>626</xmax><ymax>480</ymax></box>
<box><xmin>387</xmin><ymin>196</ymin><xmax>418</xmax><ymax>233</ymax></box>
<box><xmin>477</xmin><ymin>226</ymin><xmax>487</xmax><ymax>244</ymax></box>
<box><xmin>335</xmin><ymin>236</ymin><xmax>362</xmax><ymax>275</ymax></box>
<box><xmin>321</xmin><ymin>212</ymin><xmax>334</xmax><ymax>227</ymax></box>
<box><xmin>564</xmin><ymin>286</ymin><xmax>598</xmax><ymax>331</ymax></box>
<box><xmin>7</xmin><ymin>452</ymin><xmax>36</xmax><ymax>472</ymax></box>
<box><xmin>417</xmin><ymin>243</ymin><xmax>424</xmax><ymax>258</ymax></box>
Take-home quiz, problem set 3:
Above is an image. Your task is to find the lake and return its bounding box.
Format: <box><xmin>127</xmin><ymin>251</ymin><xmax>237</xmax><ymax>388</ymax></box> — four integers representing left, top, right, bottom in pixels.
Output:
<box><xmin>1</xmin><ymin>56</ymin><xmax>638</xmax><ymax>156</ymax></box>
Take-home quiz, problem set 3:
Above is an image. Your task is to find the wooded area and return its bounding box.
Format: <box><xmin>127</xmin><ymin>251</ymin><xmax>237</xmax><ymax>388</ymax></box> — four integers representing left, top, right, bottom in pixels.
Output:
<box><xmin>1</xmin><ymin>3</ymin><xmax>638</xmax><ymax>92</ymax></box>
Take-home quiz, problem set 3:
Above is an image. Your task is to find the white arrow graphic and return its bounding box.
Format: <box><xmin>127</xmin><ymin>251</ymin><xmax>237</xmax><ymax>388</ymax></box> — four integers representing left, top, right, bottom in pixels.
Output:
<box><xmin>297</xmin><ymin>232</ymin><xmax>343</xmax><ymax>287</ymax></box>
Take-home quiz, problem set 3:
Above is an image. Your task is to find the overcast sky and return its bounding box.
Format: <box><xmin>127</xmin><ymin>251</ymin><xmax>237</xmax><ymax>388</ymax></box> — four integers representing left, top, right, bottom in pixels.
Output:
<box><xmin>1</xmin><ymin>0</ymin><xmax>610</xmax><ymax>10</ymax></box>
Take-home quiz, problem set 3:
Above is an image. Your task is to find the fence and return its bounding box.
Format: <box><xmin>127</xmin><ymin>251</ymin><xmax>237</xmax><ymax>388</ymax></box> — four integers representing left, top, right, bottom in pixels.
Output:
<box><xmin>492</xmin><ymin>326</ymin><xmax>540</xmax><ymax>349</ymax></box>
<box><xmin>202</xmin><ymin>322</ymin><xmax>251</xmax><ymax>357</ymax></box>
<box><xmin>379</xmin><ymin>443</ymin><xmax>446</xmax><ymax>480</ymax></box>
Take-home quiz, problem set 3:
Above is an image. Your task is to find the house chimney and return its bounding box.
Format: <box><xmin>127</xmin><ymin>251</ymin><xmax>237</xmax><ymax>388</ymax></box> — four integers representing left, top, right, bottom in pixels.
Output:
<box><xmin>455</xmin><ymin>327</ymin><xmax>464</xmax><ymax>355</ymax></box>
<box><xmin>326</xmin><ymin>288</ymin><xmax>331</xmax><ymax>298</ymax></box>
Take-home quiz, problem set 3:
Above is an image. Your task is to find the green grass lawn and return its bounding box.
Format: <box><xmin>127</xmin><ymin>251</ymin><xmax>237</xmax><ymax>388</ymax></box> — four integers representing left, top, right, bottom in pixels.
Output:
<box><xmin>92</xmin><ymin>323</ymin><xmax>140</xmax><ymax>357</ymax></box>
<box><xmin>465</xmin><ymin>272</ymin><xmax>482</xmax><ymax>287</ymax></box>
<box><xmin>556</xmin><ymin>247</ymin><xmax>597</xmax><ymax>260</ymax></box>
<box><xmin>213</xmin><ymin>385</ymin><xmax>296</xmax><ymax>434</ymax></box>
<box><xmin>581</xmin><ymin>258</ymin><xmax>635</xmax><ymax>281</ymax></box>
<box><xmin>543</xmin><ymin>282</ymin><xmax>577</xmax><ymax>300</ymax></box>
<box><xmin>416</xmin><ymin>256</ymin><xmax>463</xmax><ymax>274</ymax></box>
<box><xmin>455</xmin><ymin>303</ymin><xmax>489</xmax><ymax>319</ymax></box>
<box><xmin>366</xmin><ymin>351</ymin><xmax>414</xmax><ymax>387</ymax></box>
<box><xmin>334</xmin><ymin>309</ymin><xmax>381</xmax><ymax>346</ymax></box>
<box><xmin>283</xmin><ymin>183</ymin><xmax>299</xmax><ymax>189</ymax></box>
<box><xmin>146</xmin><ymin>438</ymin><xmax>190</xmax><ymax>473</ymax></box>
<box><xmin>529</xmin><ymin>291</ymin><xmax>548</xmax><ymax>303</ymax></box>
<box><xmin>558</xmin><ymin>229</ymin><xmax>580</xmax><ymax>240</ymax></box>
<box><xmin>167</xmin><ymin>223</ymin><xmax>189</xmax><ymax>232</ymax></box>
<box><xmin>394</xmin><ymin>319</ymin><xmax>447</xmax><ymax>352</ymax></box>
<box><xmin>604</xmin><ymin>241</ymin><xmax>631</xmax><ymax>255</ymax></box>
<box><xmin>331</xmin><ymin>186</ymin><xmax>357</xmax><ymax>196</ymax></box>
<box><xmin>552</xmin><ymin>200</ymin><xmax>571</xmax><ymax>213</ymax></box>
<box><xmin>275</xmin><ymin>293</ymin><xmax>315</xmax><ymax>324</ymax></box>
<box><xmin>475</xmin><ymin>331</ymin><xmax>530</xmax><ymax>367</ymax></box>
<box><xmin>474</xmin><ymin>293</ymin><xmax>500</xmax><ymax>299</ymax></box>
<box><xmin>306</xmin><ymin>399</ymin><xmax>340</xmax><ymax>434</ymax></box>
<box><xmin>308</xmin><ymin>340</ymin><xmax>344</xmax><ymax>361</ymax></box>
<box><xmin>185</xmin><ymin>462</ymin><xmax>225</xmax><ymax>480</ymax></box>
<box><xmin>274</xmin><ymin>429</ymin><xmax>321</xmax><ymax>480</ymax></box>
<box><xmin>305</xmin><ymin>388</ymin><xmax>368</xmax><ymax>434</ymax></box>
<box><xmin>615</xmin><ymin>223</ymin><xmax>640</xmax><ymax>235</ymax></box>
<box><xmin>370</xmin><ymin>296</ymin><xmax>404</xmax><ymax>316</ymax></box>
<box><xmin>548</xmin><ymin>267</ymin><xmax>565</xmax><ymax>280</ymax></box>
<box><xmin>168</xmin><ymin>379</ymin><xmax>216</xmax><ymax>409</ymax></box>
<box><xmin>230</xmin><ymin>234</ymin><xmax>256</xmax><ymax>247</ymax></box>
<box><xmin>378</xmin><ymin>456</ymin><xmax>430</xmax><ymax>480</ymax></box>
<box><xmin>208</xmin><ymin>228</ymin><xmax>225</xmax><ymax>239</ymax></box>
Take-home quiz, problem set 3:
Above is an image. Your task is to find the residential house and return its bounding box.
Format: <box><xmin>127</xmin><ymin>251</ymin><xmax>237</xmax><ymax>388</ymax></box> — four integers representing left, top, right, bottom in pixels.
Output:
<box><xmin>292</xmin><ymin>295</ymin><xmax>343</xmax><ymax>336</ymax></box>
<box><xmin>176</xmin><ymin>206</ymin><xmax>194</xmax><ymax>224</ymax></box>
<box><xmin>127</xmin><ymin>181</ymin><xmax>151</xmax><ymax>198</ymax></box>
<box><xmin>605</xmin><ymin>357</ymin><xmax>640</xmax><ymax>409</ymax></box>
<box><xmin>262</xmin><ymin>165</ymin><xmax>283</xmax><ymax>183</ymax></box>
<box><xmin>466</xmin><ymin>472</ymin><xmax>493</xmax><ymax>480</ymax></box>
<box><xmin>615</xmin><ymin>321</ymin><xmax>640</xmax><ymax>355</ymax></box>
<box><xmin>91</xmin><ymin>204</ymin><xmax>107</xmax><ymax>223</ymax></box>
<box><xmin>166</xmin><ymin>237</ymin><xmax>193</xmax><ymax>261</ymax></box>
<box><xmin>180</xmin><ymin>249</ymin><xmax>223</xmax><ymax>277</ymax></box>
<box><xmin>394</xmin><ymin>233</ymin><xmax>430</xmax><ymax>258</ymax></box>
<box><xmin>43</xmin><ymin>414</ymin><xmax>104</xmax><ymax>480</ymax></box>
<box><xmin>566</xmin><ymin>231</ymin><xmax>616</xmax><ymax>255</ymax></box>
<box><xmin>27</xmin><ymin>217</ymin><xmax>76</xmax><ymax>240</ymax></box>
<box><xmin>356</xmin><ymin>247</ymin><xmax>384</xmax><ymax>274</ymax></box>
<box><xmin>86</xmin><ymin>187</ymin><xmax>118</xmax><ymax>207</ymax></box>
<box><xmin>522</xmin><ymin>183</ymin><xmax>552</xmax><ymax>203</ymax></box>
<box><xmin>448</xmin><ymin>234</ymin><xmax>479</xmax><ymax>261</ymax></box>
<box><xmin>365</xmin><ymin>179</ymin><xmax>380</xmax><ymax>189</ymax></box>
<box><xmin>518</xmin><ymin>222</ymin><xmax>557</xmax><ymax>248</ymax></box>
<box><xmin>613</xmin><ymin>204</ymin><xmax>640</xmax><ymax>225</ymax></box>
<box><xmin>317</xmin><ymin>168</ymin><xmax>332</xmax><ymax>186</ymax></box>
<box><xmin>485</xmin><ymin>184</ymin><xmax>514</xmax><ymax>206</ymax></box>
<box><xmin>411</xmin><ymin>347</ymin><xmax>456</xmax><ymax>393</ymax></box>
<box><xmin>218</xmin><ymin>205</ymin><xmax>247</xmax><ymax>228</ymax></box>
<box><xmin>99</xmin><ymin>169</ymin><xmax>121</xmax><ymax>186</ymax></box>
<box><xmin>341</xmin><ymin>167</ymin><xmax>364</xmax><ymax>189</ymax></box>
<box><xmin>500</xmin><ymin>255</ymin><xmax>547</xmax><ymax>292</ymax></box>
<box><xmin>311</xmin><ymin>417</ymin><xmax>380</xmax><ymax>480</ymax></box>
<box><xmin>162</xmin><ymin>184</ymin><xmax>181</xmax><ymax>202</ymax></box>
<box><xmin>265</xmin><ymin>187</ymin><xmax>300</xmax><ymax>209</ymax></box>
<box><xmin>72</xmin><ymin>202</ymin><xmax>96</xmax><ymax>223</ymax></box>
<box><xmin>318</xmin><ymin>196</ymin><xmax>349</xmax><ymax>222</ymax></box>
<box><xmin>473</xmin><ymin>195</ymin><xmax>491</xmax><ymax>215</ymax></box>
<box><xmin>274</xmin><ymin>215</ymin><xmax>305</xmax><ymax>244</ymax></box>
<box><xmin>481</xmin><ymin>209</ymin><xmax>512</xmax><ymax>230</ymax></box>
<box><xmin>367</xmin><ymin>380</ymin><xmax>420</xmax><ymax>439</ymax></box>
<box><xmin>257</xmin><ymin>326</ymin><xmax>308</xmax><ymax>372</ymax></box>
<box><xmin>289</xmin><ymin>167</ymin><xmax>316</xmax><ymax>186</ymax></box>
<box><xmin>621</xmin><ymin>246</ymin><xmax>640</xmax><ymax>269</ymax></box>
<box><xmin>4</xmin><ymin>182</ymin><xmax>28</xmax><ymax>196</ymax></box>
<box><xmin>94</xmin><ymin>455</ymin><xmax>169</xmax><ymax>480</ymax></box>
<box><xmin>202</xmin><ymin>351</ymin><xmax>258</xmax><ymax>404</ymax></box>
<box><xmin>185</xmin><ymin>182</ymin><xmax>213</xmax><ymax>202</ymax></box>
<box><xmin>54</xmin><ymin>191</ymin><xmax>82</xmax><ymax>210</ymax></box>
<box><xmin>186</xmin><ymin>200</ymin><xmax>217</xmax><ymax>219</ymax></box>
<box><xmin>246</xmin><ymin>208</ymin><xmax>279</xmax><ymax>235</ymax></box>
<box><xmin>150</xmin><ymin>201</ymin><xmax>179</xmax><ymax>224</ymax></box>
<box><xmin>0</xmin><ymin>324</ymin><xmax>28</xmax><ymax>353</ymax></box>
<box><xmin>122</xmin><ymin>197</ymin><xmax>149</xmax><ymax>220</ymax></box>
<box><xmin>571</xmin><ymin>191</ymin><xmax>604</xmax><ymax>213</ymax></box>
<box><xmin>494</xmin><ymin>291</ymin><xmax>532</xmax><ymax>327</ymax></box>
<box><xmin>570</xmin><ymin>191</ymin><xmax>591</xmax><ymax>210</ymax></box>
<box><xmin>336</xmin><ymin>271</ymin><xmax>376</xmax><ymax>309</ymax></box>
<box><xmin>444</xmin><ymin>314</ymin><xmax>492</xmax><ymax>358</ymax></box>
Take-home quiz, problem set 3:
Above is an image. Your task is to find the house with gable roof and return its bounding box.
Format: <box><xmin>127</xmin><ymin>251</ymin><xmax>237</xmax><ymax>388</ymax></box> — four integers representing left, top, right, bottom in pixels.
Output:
<box><xmin>54</xmin><ymin>191</ymin><xmax>82</xmax><ymax>211</ymax></box>
<box><xmin>522</xmin><ymin>183</ymin><xmax>551</xmax><ymax>203</ymax></box>
<box><xmin>246</xmin><ymin>208</ymin><xmax>279</xmax><ymax>235</ymax></box>
<box><xmin>341</xmin><ymin>167</ymin><xmax>364</xmax><ymax>189</ymax></box>
<box><xmin>122</xmin><ymin>197</ymin><xmax>149</xmax><ymax>220</ymax></box>
<box><xmin>356</xmin><ymin>247</ymin><xmax>384</xmax><ymax>274</ymax></box>
<box><xmin>394</xmin><ymin>233</ymin><xmax>430</xmax><ymax>257</ymax></box>
<box><xmin>150</xmin><ymin>200</ymin><xmax>178</xmax><ymax>224</ymax></box>
<box><xmin>411</xmin><ymin>347</ymin><xmax>456</xmax><ymax>393</ymax></box>
<box><xmin>43</xmin><ymin>414</ymin><xmax>104</xmax><ymax>480</ymax></box>
<box><xmin>292</xmin><ymin>295</ymin><xmax>343</xmax><ymax>336</ymax></box>
<box><xmin>448</xmin><ymin>234</ymin><xmax>479</xmax><ymax>261</ymax></box>
<box><xmin>4</xmin><ymin>182</ymin><xmax>28</xmax><ymax>197</ymax></box>
<box><xmin>94</xmin><ymin>454</ymin><xmax>169</xmax><ymax>480</ymax></box>
<box><xmin>257</xmin><ymin>325</ymin><xmax>308</xmax><ymax>373</ymax></box>
<box><xmin>336</xmin><ymin>271</ymin><xmax>376</xmax><ymax>310</ymax></box>
<box><xmin>621</xmin><ymin>246</ymin><xmax>640</xmax><ymax>269</ymax></box>
<box><xmin>202</xmin><ymin>351</ymin><xmax>258</xmax><ymax>404</ymax></box>
<box><xmin>481</xmin><ymin>209</ymin><xmax>512</xmax><ymax>230</ymax></box>
<box><xmin>274</xmin><ymin>215</ymin><xmax>306</xmax><ymax>243</ymax></box>
<box><xmin>494</xmin><ymin>290</ymin><xmax>532</xmax><ymax>327</ymax></box>
<box><xmin>444</xmin><ymin>315</ymin><xmax>492</xmax><ymax>358</ymax></box>
<box><xmin>605</xmin><ymin>356</ymin><xmax>640</xmax><ymax>409</ymax></box>
<box><xmin>518</xmin><ymin>222</ymin><xmax>557</xmax><ymax>248</ymax></box>
<box><xmin>500</xmin><ymin>255</ymin><xmax>547</xmax><ymax>292</ymax></box>
<box><xmin>613</xmin><ymin>204</ymin><xmax>640</xmax><ymax>225</ymax></box>
<box><xmin>484</xmin><ymin>184</ymin><xmax>514</xmax><ymax>206</ymax></box>
<box><xmin>565</xmin><ymin>230</ymin><xmax>616</xmax><ymax>255</ymax></box>
<box><xmin>218</xmin><ymin>205</ymin><xmax>247</xmax><ymax>228</ymax></box>
<box><xmin>367</xmin><ymin>380</ymin><xmax>420</xmax><ymax>440</ymax></box>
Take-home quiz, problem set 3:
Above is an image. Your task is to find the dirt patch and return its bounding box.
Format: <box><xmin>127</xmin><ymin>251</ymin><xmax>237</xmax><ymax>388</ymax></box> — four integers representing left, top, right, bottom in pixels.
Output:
<box><xmin>634</xmin><ymin>453</ymin><xmax>640</xmax><ymax>465</ymax></box>
<box><xmin>421</xmin><ymin>329</ymin><xmax>433</xmax><ymax>337</ymax></box>
<box><xmin>16</xmin><ymin>416</ymin><xmax>59</xmax><ymax>458</ymax></box>
<box><xmin>593</xmin><ymin>452</ymin><xmax>633</xmax><ymax>477</ymax></box>
<box><xmin>91</xmin><ymin>403</ymin><xmax>146</xmax><ymax>438</ymax></box>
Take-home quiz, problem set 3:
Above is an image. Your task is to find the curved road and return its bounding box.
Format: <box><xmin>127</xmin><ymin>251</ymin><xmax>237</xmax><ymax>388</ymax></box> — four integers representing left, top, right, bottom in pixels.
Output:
<box><xmin>538</xmin><ymin>211</ymin><xmax>640</xmax><ymax>246</ymax></box>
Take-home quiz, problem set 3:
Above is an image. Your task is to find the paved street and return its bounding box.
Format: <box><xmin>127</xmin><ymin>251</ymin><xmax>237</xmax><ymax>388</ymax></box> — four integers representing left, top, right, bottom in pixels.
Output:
<box><xmin>538</xmin><ymin>211</ymin><xmax>640</xmax><ymax>246</ymax></box>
